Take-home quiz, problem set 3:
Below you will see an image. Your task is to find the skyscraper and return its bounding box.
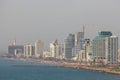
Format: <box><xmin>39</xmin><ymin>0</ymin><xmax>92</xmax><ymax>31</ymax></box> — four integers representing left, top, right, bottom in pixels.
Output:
<box><xmin>84</xmin><ymin>39</ymin><xmax>92</xmax><ymax>62</ymax></box>
<box><xmin>50</xmin><ymin>39</ymin><xmax>59</xmax><ymax>58</ymax></box>
<box><xmin>73</xmin><ymin>32</ymin><xmax>84</xmax><ymax>57</ymax></box>
<box><xmin>24</xmin><ymin>44</ymin><xmax>33</xmax><ymax>58</ymax></box>
<box><xmin>64</xmin><ymin>34</ymin><xmax>75</xmax><ymax>59</ymax></box>
<box><xmin>105</xmin><ymin>36</ymin><xmax>118</xmax><ymax>64</ymax></box>
<box><xmin>118</xmin><ymin>48</ymin><xmax>120</xmax><ymax>63</ymax></box>
<box><xmin>92</xmin><ymin>31</ymin><xmax>118</xmax><ymax>64</ymax></box>
<box><xmin>35</xmin><ymin>40</ymin><xmax>44</xmax><ymax>58</ymax></box>
<box><xmin>75</xmin><ymin>32</ymin><xmax>84</xmax><ymax>46</ymax></box>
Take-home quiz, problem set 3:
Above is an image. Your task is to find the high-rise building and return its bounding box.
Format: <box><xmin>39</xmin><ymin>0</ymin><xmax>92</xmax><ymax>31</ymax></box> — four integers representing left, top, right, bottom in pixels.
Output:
<box><xmin>118</xmin><ymin>48</ymin><xmax>120</xmax><ymax>63</ymax></box>
<box><xmin>50</xmin><ymin>40</ymin><xmax>59</xmax><ymax>58</ymax></box>
<box><xmin>8</xmin><ymin>45</ymin><xmax>24</xmax><ymax>56</ymax></box>
<box><xmin>58</xmin><ymin>43</ymin><xmax>64</xmax><ymax>59</ymax></box>
<box><xmin>75</xmin><ymin>32</ymin><xmax>84</xmax><ymax>46</ymax></box>
<box><xmin>8</xmin><ymin>40</ymin><xmax>24</xmax><ymax>56</ymax></box>
<box><xmin>105</xmin><ymin>36</ymin><xmax>118</xmax><ymax>64</ymax></box>
<box><xmin>35</xmin><ymin>40</ymin><xmax>44</xmax><ymax>58</ymax></box>
<box><xmin>92</xmin><ymin>31</ymin><xmax>118</xmax><ymax>64</ymax></box>
<box><xmin>24</xmin><ymin>44</ymin><xmax>33</xmax><ymax>58</ymax></box>
<box><xmin>64</xmin><ymin>34</ymin><xmax>75</xmax><ymax>59</ymax></box>
<box><xmin>73</xmin><ymin>32</ymin><xmax>84</xmax><ymax>57</ymax></box>
<box><xmin>84</xmin><ymin>39</ymin><xmax>92</xmax><ymax>62</ymax></box>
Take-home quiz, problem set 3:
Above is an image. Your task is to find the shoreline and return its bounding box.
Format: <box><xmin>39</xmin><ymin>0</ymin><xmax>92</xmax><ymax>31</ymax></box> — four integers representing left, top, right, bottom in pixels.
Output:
<box><xmin>1</xmin><ymin>57</ymin><xmax>120</xmax><ymax>75</ymax></box>
<box><xmin>59</xmin><ymin>64</ymin><xmax>120</xmax><ymax>75</ymax></box>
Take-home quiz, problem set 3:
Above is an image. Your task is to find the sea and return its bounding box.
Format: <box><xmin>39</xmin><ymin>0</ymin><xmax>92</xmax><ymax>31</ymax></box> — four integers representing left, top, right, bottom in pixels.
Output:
<box><xmin>0</xmin><ymin>58</ymin><xmax>120</xmax><ymax>80</ymax></box>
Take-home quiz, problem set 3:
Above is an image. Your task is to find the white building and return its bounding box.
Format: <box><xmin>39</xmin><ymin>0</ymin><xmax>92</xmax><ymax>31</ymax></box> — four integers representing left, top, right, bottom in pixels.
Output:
<box><xmin>50</xmin><ymin>40</ymin><xmax>59</xmax><ymax>58</ymax></box>
<box><xmin>77</xmin><ymin>50</ymin><xmax>85</xmax><ymax>62</ymax></box>
<box><xmin>105</xmin><ymin>36</ymin><xmax>118</xmax><ymax>64</ymax></box>
<box><xmin>35</xmin><ymin>40</ymin><xmax>44</xmax><ymax>58</ymax></box>
<box><xmin>24</xmin><ymin>44</ymin><xmax>33</xmax><ymax>58</ymax></box>
<box><xmin>84</xmin><ymin>39</ymin><xmax>92</xmax><ymax>62</ymax></box>
<box><xmin>118</xmin><ymin>48</ymin><xmax>120</xmax><ymax>63</ymax></box>
<box><xmin>92</xmin><ymin>31</ymin><xmax>118</xmax><ymax>64</ymax></box>
<box><xmin>42</xmin><ymin>51</ymin><xmax>51</xmax><ymax>58</ymax></box>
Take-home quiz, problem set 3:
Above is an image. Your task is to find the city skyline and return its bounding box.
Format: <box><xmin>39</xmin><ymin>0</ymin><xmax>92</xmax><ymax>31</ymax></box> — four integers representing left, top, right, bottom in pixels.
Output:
<box><xmin>7</xmin><ymin>31</ymin><xmax>119</xmax><ymax>65</ymax></box>
<box><xmin>1</xmin><ymin>0</ymin><xmax>120</xmax><ymax>52</ymax></box>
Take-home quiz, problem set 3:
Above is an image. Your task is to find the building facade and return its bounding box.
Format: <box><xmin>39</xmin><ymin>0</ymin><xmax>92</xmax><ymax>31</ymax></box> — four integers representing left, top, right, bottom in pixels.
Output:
<box><xmin>35</xmin><ymin>40</ymin><xmax>44</xmax><ymax>58</ymax></box>
<box><xmin>84</xmin><ymin>39</ymin><xmax>92</xmax><ymax>62</ymax></box>
<box><xmin>105</xmin><ymin>36</ymin><xmax>118</xmax><ymax>64</ymax></box>
<box><xmin>64</xmin><ymin>34</ymin><xmax>75</xmax><ymax>59</ymax></box>
<box><xmin>92</xmin><ymin>31</ymin><xmax>118</xmax><ymax>64</ymax></box>
<box><xmin>24</xmin><ymin>44</ymin><xmax>33</xmax><ymax>58</ymax></box>
<box><xmin>73</xmin><ymin>32</ymin><xmax>84</xmax><ymax>57</ymax></box>
<box><xmin>8</xmin><ymin>45</ymin><xmax>24</xmax><ymax>56</ymax></box>
<box><xmin>118</xmin><ymin>48</ymin><xmax>120</xmax><ymax>63</ymax></box>
<box><xmin>50</xmin><ymin>40</ymin><xmax>59</xmax><ymax>58</ymax></box>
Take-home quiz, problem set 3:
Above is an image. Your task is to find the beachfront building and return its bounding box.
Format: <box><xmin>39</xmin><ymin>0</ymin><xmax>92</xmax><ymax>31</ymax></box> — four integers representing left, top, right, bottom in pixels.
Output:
<box><xmin>118</xmin><ymin>48</ymin><xmax>120</xmax><ymax>63</ymax></box>
<box><xmin>92</xmin><ymin>31</ymin><xmax>118</xmax><ymax>65</ymax></box>
<box><xmin>84</xmin><ymin>39</ymin><xmax>92</xmax><ymax>62</ymax></box>
<box><xmin>24</xmin><ymin>44</ymin><xmax>33</xmax><ymax>58</ymax></box>
<box><xmin>73</xmin><ymin>39</ymin><xmax>92</xmax><ymax>62</ymax></box>
<box><xmin>75</xmin><ymin>32</ymin><xmax>84</xmax><ymax>47</ymax></box>
<box><xmin>42</xmin><ymin>51</ymin><xmax>51</xmax><ymax>58</ymax></box>
<box><xmin>72</xmin><ymin>32</ymin><xmax>84</xmax><ymax>57</ymax></box>
<box><xmin>35</xmin><ymin>40</ymin><xmax>44</xmax><ymax>58</ymax></box>
<box><xmin>105</xmin><ymin>36</ymin><xmax>118</xmax><ymax>64</ymax></box>
<box><xmin>57</xmin><ymin>43</ymin><xmax>65</xmax><ymax>59</ymax></box>
<box><xmin>50</xmin><ymin>40</ymin><xmax>59</xmax><ymax>58</ymax></box>
<box><xmin>77</xmin><ymin>50</ymin><xmax>85</xmax><ymax>62</ymax></box>
<box><xmin>64</xmin><ymin>34</ymin><xmax>75</xmax><ymax>59</ymax></box>
<box><xmin>8</xmin><ymin>40</ymin><xmax>24</xmax><ymax>56</ymax></box>
<box><xmin>8</xmin><ymin>45</ymin><xmax>24</xmax><ymax>56</ymax></box>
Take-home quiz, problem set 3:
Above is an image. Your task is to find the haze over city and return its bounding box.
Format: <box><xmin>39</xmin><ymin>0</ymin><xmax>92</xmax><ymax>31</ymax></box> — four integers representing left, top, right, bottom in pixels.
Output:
<box><xmin>0</xmin><ymin>0</ymin><xmax>120</xmax><ymax>52</ymax></box>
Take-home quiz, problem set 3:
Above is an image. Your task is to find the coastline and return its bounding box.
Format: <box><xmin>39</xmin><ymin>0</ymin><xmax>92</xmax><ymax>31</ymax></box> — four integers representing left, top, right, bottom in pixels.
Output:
<box><xmin>60</xmin><ymin>64</ymin><xmax>120</xmax><ymax>75</ymax></box>
<box><xmin>1</xmin><ymin>57</ymin><xmax>120</xmax><ymax>75</ymax></box>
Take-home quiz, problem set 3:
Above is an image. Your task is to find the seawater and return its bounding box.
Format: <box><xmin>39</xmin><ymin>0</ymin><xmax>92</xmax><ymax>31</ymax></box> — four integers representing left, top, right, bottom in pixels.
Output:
<box><xmin>0</xmin><ymin>58</ymin><xmax>120</xmax><ymax>80</ymax></box>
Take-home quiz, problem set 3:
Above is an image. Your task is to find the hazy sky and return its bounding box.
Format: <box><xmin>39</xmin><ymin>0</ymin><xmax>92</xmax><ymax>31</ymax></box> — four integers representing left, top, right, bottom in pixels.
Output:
<box><xmin>0</xmin><ymin>0</ymin><xmax>120</xmax><ymax>52</ymax></box>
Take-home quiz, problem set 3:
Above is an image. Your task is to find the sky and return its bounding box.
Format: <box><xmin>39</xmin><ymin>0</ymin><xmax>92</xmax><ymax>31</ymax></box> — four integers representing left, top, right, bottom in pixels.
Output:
<box><xmin>0</xmin><ymin>0</ymin><xmax>120</xmax><ymax>52</ymax></box>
